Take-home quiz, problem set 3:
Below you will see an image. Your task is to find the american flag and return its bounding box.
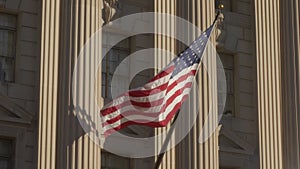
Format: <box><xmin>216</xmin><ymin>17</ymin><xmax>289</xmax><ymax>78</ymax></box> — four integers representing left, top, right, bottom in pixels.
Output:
<box><xmin>100</xmin><ymin>25</ymin><xmax>214</xmax><ymax>137</ymax></box>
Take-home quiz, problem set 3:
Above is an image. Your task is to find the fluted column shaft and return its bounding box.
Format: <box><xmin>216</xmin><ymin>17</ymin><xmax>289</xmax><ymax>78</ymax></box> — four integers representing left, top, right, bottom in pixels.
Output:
<box><xmin>38</xmin><ymin>0</ymin><xmax>102</xmax><ymax>168</ymax></box>
<box><xmin>183</xmin><ymin>1</ymin><xmax>219</xmax><ymax>169</ymax></box>
<box><xmin>38</xmin><ymin>0</ymin><xmax>61</xmax><ymax>168</ymax></box>
<box><xmin>254</xmin><ymin>0</ymin><xmax>283</xmax><ymax>169</ymax></box>
<box><xmin>154</xmin><ymin>1</ymin><xmax>177</xmax><ymax>169</ymax></box>
<box><xmin>154</xmin><ymin>1</ymin><xmax>218</xmax><ymax>169</ymax></box>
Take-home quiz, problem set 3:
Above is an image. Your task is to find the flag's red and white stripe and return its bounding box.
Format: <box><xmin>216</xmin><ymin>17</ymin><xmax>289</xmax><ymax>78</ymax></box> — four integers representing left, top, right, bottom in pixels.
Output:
<box><xmin>100</xmin><ymin>62</ymin><xmax>199</xmax><ymax>137</ymax></box>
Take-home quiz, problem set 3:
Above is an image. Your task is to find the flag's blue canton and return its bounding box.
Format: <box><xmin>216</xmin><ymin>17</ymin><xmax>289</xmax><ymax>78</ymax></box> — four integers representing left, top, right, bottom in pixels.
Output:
<box><xmin>170</xmin><ymin>26</ymin><xmax>213</xmax><ymax>78</ymax></box>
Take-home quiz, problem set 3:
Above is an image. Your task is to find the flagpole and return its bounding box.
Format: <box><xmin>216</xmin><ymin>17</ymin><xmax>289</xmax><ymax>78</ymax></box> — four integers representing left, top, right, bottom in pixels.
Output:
<box><xmin>153</xmin><ymin>6</ymin><xmax>223</xmax><ymax>169</ymax></box>
<box><xmin>153</xmin><ymin>110</ymin><xmax>180</xmax><ymax>169</ymax></box>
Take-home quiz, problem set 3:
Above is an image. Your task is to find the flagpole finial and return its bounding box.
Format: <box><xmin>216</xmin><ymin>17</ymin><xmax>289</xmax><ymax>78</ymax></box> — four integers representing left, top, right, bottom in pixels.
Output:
<box><xmin>216</xmin><ymin>0</ymin><xmax>225</xmax><ymax>23</ymax></box>
<box><xmin>218</xmin><ymin>0</ymin><xmax>225</xmax><ymax>12</ymax></box>
<box><xmin>214</xmin><ymin>1</ymin><xmax>225</xmax><ymax>26</ymax></box>
<box><xmin>219</xmin><ymin>4</ymin><xmax>224</xmax><ymax>10</ymax></box>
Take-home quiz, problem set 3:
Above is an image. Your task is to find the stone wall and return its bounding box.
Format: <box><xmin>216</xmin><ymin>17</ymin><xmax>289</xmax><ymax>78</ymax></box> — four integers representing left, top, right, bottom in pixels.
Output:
<box><xmin>217</xmin><ymin>0</ymin><xmax>259</xmax><ymax>168</ymax></box>
<box><xmin>0</xmin><ymin>0</ymin><xmax>39</xmax><ymax>168</ymax></box>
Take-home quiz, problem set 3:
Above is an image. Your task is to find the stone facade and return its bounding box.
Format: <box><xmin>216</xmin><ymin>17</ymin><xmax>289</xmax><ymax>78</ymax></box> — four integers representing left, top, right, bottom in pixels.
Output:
<box><xmin>217</xmin><ymin>0</ymin><xmax>259</xmax><ymax>168</ymax></box>
<box><xmin>0</xmin><ymin>0</ymin><xmax>299</xmax><ymax>169</ymax></box>
<box><xmin>0</xmin><ymin>0</ymin><xmax>39</xmax><ymax>169</ymax></box>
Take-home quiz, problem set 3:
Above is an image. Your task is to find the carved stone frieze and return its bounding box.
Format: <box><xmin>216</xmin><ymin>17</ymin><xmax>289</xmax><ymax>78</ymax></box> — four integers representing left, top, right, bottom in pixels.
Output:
<box><xmin>103</xmin><ymin>0</ymin><xmax>118</xmax><ymax>24</ymax></box>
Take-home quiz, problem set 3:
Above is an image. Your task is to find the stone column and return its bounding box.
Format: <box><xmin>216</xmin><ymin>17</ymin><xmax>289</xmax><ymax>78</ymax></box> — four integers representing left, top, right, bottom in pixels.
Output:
<box><xmin>154</xmin><ymin>0</ymin><xmax>219</xmax><ymax>169</ymax></box>
<box><xmin>254</xmin><ymin>0</ymin><xmax>283</xmax><ymax>169</ymax></box>
<box><xmin>38</xmin><ymin>0</ymin><xmax>103</xmax><ymax>168</ymax></box>
<box><xmin>37</xmin><ymin>0</ymin><xmax>61</xmax><ymax>168</ymax></box>
<box><xmin>280</xmin><ymin>0</ymin><xmax>300</xmax><ymax>168</ymax></box>
<box><xmin>178</xmin><ymin>1</ymin><xmax>219</xmax><ymax>169</ymax></box>
<box><xmin>154</xmin><ymin>1</ymin><xmax>177</xmax><ymax>168</ymax></box>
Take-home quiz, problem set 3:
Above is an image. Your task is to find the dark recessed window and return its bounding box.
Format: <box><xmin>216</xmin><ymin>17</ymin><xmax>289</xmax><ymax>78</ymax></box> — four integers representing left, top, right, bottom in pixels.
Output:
<box><xmin>102</xmin><ymin>38</ymin><xmax>130</xmax><ymax>100</ymax></box>
<box><xmin>0</xmin><ymin>138</ymin><xmax>15</xmax><ymax>169</ymax></box>
<box><xmin>220</xmin><ymin>53</ymin><xmax>235</xmax><ymax>116</ymax></box>
<box><xmin>0</xmin><ymin>13</ymin><xmax>17</xmax><ymax>82</ymax></box>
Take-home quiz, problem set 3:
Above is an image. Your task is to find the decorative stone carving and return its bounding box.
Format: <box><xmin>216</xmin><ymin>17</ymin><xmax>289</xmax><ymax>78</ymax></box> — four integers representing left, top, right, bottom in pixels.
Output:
<box><xmin>216</xmin><ymin>12</ymin><xmax>226</xmax><ymax>50</ymax></box>
<box><xmin>103</xmin><ymin>0</ymin><xmax>118</xmax><ymax>24</ymax></box>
